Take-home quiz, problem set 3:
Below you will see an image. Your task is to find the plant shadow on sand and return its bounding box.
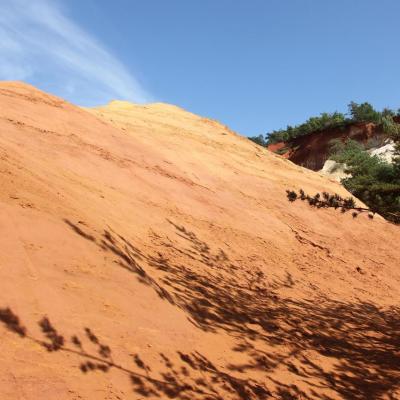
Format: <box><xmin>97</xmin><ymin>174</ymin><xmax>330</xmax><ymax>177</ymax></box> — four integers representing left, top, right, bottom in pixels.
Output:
<box><xmin>1</xmin><ymin>219</ymin><xmax>399</xmax><ymax>399</ymax></box>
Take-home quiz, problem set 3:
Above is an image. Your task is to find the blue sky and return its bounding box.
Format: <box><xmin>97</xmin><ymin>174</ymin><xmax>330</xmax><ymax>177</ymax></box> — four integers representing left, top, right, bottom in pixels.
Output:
<box><xmin>1</xmin><ymin>0</ymin><xmax>400</xmax><ymax>136</ymax></box>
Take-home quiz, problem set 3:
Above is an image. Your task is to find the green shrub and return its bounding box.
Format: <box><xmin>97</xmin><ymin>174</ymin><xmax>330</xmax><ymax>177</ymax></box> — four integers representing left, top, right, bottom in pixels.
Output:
<box><xmin>248</xmin><ymin>134</ymin><xmax>267</xmax><ymax>147</ymax></box>
<box><xmin>265</xmin><ymin>102</ymin><xmax>400</xmax><ymax>145</ymax></box>
<box><xmin>348</xmin><ymin>101</ymin><xmax>381</xmax><ymax>123</ymax></box>
<box><xmin>266</xmin><ymin>112</ymin><xmax>347</xmax><ymax>144</ymax></box>
<box><xmin>382</xmin><ymin>115</ymin><xmax>400</xmax><ymax>136</ymax></box>
<box><xmin>329</xmin><ymin>139</ymin><xmax>400</xmax><ymax>223</ymax></box>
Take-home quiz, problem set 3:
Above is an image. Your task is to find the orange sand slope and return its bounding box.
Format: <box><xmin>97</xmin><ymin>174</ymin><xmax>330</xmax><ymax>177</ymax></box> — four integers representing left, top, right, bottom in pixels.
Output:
<box><xmin>0</xmin><ymin>81</ymin><xmax>399</xmax><ymax>400</ymax></box>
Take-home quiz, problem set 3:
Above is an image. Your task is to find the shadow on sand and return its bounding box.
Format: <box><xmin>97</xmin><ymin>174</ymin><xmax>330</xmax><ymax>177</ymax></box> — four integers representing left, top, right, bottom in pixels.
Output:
<box><xmin>1</xmin><ymin>219</ymin><xmax>399</xmax><ymax>399</ymax></box>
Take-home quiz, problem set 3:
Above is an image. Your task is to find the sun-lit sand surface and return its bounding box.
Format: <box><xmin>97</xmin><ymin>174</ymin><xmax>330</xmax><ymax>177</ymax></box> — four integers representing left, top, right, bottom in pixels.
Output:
<box><xmin>0</xmin><ymin>81</ymin><xmax>399</xmax><ymax>399</ymax></box>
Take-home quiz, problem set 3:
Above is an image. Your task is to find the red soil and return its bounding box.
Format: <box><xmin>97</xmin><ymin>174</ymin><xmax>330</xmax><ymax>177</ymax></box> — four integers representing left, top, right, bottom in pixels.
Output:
<box><xmin>269</xmin><ymin>122</ymin><xmax>387</xmax><ymax>171</ymax></box>
<box><xmin>0</xmin><ymin>82</ymin><xmax>399</xmax><ymax>399</ymax></box>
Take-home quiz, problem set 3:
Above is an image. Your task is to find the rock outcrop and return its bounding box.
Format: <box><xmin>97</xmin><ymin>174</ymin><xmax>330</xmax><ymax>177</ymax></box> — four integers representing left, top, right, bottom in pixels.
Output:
<box><xmin>268</xmin><ymin>122</ymin><xmax>389</xmax><ymax>171</ymax></box>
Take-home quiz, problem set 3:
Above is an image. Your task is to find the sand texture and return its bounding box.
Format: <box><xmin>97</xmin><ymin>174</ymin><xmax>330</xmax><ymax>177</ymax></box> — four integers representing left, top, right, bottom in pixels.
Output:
<box><xmin>0</xmin><ymin>81</ymin><xmax>399</xmax><ymax>399</ymax></box>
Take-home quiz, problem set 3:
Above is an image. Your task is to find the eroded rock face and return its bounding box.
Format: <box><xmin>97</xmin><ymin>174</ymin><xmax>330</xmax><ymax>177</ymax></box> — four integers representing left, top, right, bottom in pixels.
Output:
<box><xmin>319</xmin><ymin>140</ymin><xmax>397</xmax><ymax>182</ymax></box>
<box><xmin>369</xmin><ymin>140</ymin><xmax>396</xmax><ymax>163</ymax></box>
<box><xmin>319</xmin><ymin>159</ymin><xmax>349</xmax><ymax>182</ymax></box>
<box><xmin>269</xmin><ymin>122</ymin><xmax>389</xmax><ymax>171</ymax></box>
<box><xmin>1</xmin><ymin>81</ymin><xmax>400</xmax><ymax>400</ymax></box>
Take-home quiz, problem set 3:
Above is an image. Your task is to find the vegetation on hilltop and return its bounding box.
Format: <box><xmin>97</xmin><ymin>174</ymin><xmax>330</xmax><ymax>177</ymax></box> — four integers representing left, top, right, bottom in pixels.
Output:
<box><xmin>250</xmin><ymin>102</ymin><xmax>400</xmax><ymax>146</ymax></box>
<box><xmin>248</xmin><ymin>134</ymin><xmax>268</xmax><ymax>147</ymax></box>
<box><xmin>288</xmin><ymin>133</ymin><xmax>400</xmax><ymax>224</ymax></box>
<box><xmin>329</xmin><ymin>136</ymin><xmax>400</xmax><ymax>223</ymax></box>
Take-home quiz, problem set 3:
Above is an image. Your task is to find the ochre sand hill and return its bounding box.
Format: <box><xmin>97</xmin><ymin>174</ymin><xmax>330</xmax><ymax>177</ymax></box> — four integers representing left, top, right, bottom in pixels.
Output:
<box><xmin>0</xmin><ymin>81</ymin><xmax>399</xmax><ymax>399</ymax></box>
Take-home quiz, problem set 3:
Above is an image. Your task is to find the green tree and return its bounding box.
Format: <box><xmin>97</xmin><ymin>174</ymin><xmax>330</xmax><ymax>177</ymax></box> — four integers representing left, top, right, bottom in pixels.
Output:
<box><xmin>330</xmin><ymin>139</ymin><xmax>400</xmax><ymax>223</ymax></box>
<box><xmin>266</xmin><ymin>112</ymin><xmax>347</xmax><ymax>144</ymax></box>
<box><xmin>248</xmin><ymin>134</ymin><xmax>267</xmax><ymax>146</ymax></box>
<box><xmin>381</xmin><ymin>115</ymin><xmax>400</xmax><ymax>136</ymax></box>
<box><xmin>348</xmin><ymin>101</ymin><xmax>381</xmax><ymax>123</ymax></box>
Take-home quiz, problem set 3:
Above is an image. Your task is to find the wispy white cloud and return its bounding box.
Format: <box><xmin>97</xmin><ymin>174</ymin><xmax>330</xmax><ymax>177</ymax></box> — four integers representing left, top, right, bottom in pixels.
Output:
<box><xmin>0</xmin><ymin>0</ymin><xmax>152</xmax><ymax>104</ymax></box>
